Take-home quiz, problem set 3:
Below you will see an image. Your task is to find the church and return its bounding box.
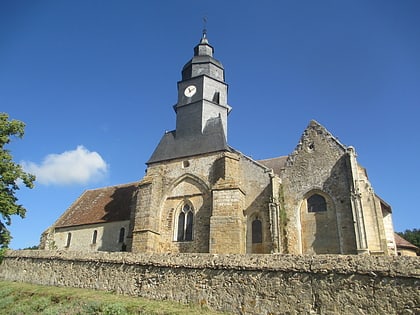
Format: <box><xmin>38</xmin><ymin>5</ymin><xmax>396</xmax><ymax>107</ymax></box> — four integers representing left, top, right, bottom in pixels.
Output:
<box><xmin>40</xmin><ymin>33</ymin><xmax>397</xmax><ymax>256</ymax></box>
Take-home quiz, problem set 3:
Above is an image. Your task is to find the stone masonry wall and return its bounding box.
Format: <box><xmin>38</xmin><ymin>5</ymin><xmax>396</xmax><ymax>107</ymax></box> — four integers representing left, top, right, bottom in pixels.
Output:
<box><xmin>1</xmin><ymin>250</ymin><xmax>419</xmax><ymax>314</ymax></box>
<box><xmin>281</xmin><ymin>121</ymin><xmax>357</xmax><ymax>254</ymax></box>
<box><xmin>131</xmin><ymin>150</ymin><xmax>273</xmax><ymax>254</ymax></box>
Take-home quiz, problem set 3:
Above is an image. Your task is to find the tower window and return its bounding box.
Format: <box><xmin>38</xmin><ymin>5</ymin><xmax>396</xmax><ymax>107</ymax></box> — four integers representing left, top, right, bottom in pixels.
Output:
<box><xmin>176</xmin><ymin>204</ymin><xmax>194</xmax><ymax>241</ymax></box>
<box><xmin>92</xmin><ymin>230</ymin><xmax>98</xmax><ymax>244</ymax></box>
<box><xmin>252</xmin><ymin>218</ymin><xmax>262</xmax><ymax>243</ymax></box>
<box><xmin>307</xmin><ymin>194</ymin><xmax>327</xmax><ymax>213</ymax></box>
<box><xmin>118</xmin><ymin>227</ymin><xmax>125</xmax><ymax>243</ymax></box>
<box><xmin>212</xmin><ymin>92</ymin><xmax>220</xmax><ymax>104</ymax></box>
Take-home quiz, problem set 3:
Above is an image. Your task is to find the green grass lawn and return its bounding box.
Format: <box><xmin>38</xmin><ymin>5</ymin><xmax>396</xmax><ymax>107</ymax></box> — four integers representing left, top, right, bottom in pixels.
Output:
<box><xmin>0</xmin><ymin>281</ymin><xmax>229</xmax><ymax>315</ymax></box>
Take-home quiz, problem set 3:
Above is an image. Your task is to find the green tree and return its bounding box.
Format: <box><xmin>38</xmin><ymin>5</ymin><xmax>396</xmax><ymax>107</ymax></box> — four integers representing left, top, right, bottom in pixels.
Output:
<box><xmin>0</xmin><ymin>113</ymin><xmax>35</xmax><ymax>248</ymax></box>
<box><xmin>397</xmin><ymin>228</ymin><xmax>420</xmax><ymax>248</ymax></box>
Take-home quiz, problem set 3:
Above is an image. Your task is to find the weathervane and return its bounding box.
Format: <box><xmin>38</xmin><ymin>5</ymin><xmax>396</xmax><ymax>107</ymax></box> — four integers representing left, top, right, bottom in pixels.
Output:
<box><xmin>202</xmin><ymin>16</ymin><xmax>207</xmax><ymax>38</ymax></box>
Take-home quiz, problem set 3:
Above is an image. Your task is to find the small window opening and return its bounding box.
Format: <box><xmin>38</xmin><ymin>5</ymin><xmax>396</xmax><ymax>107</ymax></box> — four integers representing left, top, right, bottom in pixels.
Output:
<box><xmin>92</xmin><ymin>230</ymin><xmax>98</xmax><ymax>244</ymax></box>
<box><xmin>118</xmin><ymin>227</ymin><xmax>125</xmax><ymax>243</ymax></box>
<box><xmin>307</xmin><ymin>194</ymin><xmax>327</xmax><ymax>213</ymax></box>
<box><xmin>182</xmin><ymin>160</ymin><xmax>190</xmax><ymax>168</ymax></box>
<box><xmin>308</xmin><ymin>142</ymin><xmax>315</xmax><ymax>151</ymax></box>
<box><xmin>66</xmin><ymin>232</ymin><xmax>72</xmax><ymax>248</ymax></box>
<box><xmin>252</xmin><ymin>218</ymin><xmax>262</xmax><ymax>243</ymax></box>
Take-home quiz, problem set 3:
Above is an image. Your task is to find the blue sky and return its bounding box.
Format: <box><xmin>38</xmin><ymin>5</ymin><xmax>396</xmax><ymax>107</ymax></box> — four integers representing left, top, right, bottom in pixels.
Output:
<box><xmin>1</xmin><ymin>1</ymin><xmax>419</xmax><ymax>249</ymax></box>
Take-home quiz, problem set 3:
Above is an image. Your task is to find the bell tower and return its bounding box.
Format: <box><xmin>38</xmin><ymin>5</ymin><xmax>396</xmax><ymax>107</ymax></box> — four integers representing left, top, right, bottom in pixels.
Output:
<box><xmin>174</xmin><ymin>31</ymin><xmax>231</xmax><ymax>139</ymax></box>
<box><xmin>148</xmin><ymin>32</ymin><xmax>232</xmax><ymax>164</ymax></box>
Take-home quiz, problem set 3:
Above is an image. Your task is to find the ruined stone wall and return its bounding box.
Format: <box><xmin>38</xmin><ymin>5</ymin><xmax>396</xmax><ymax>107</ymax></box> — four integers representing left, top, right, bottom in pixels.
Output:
<box><xmin>1</xmin><ymin>250</ymin><xmax>418</xmax><ymax>315</ymax></box>
<box><xmin>281</xmin><ymin>122</ymin><xmax>357</xmax><ymax>254</ymax></box>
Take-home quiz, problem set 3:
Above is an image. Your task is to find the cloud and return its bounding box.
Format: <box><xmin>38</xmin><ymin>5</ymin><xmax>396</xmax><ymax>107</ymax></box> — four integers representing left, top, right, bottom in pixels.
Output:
<box><xmin>22</xmin><ymin>146</ymin><xmax>109</xmax><ymax>186</ymax></box>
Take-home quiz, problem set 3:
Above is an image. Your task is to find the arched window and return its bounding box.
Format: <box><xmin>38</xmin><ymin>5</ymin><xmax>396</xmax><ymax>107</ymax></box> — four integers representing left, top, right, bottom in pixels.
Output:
<box><xmin>177</xmin><ymin>212</ymin><xmax>185</xmax><ymax>241</ymax></box>
<box><xmin>118</xmin><ymin>227</ymin><xmax>125</xmax><ymax>243</ymax></box>
<box><xmin>66</xmin><ymin>232</ymin><xmax>72</xmax><ymax>248</ymax></box>
<box><xmin>307</xmin><ymin>194</ymin><xmax>327</xmax><ymax>213</ymax></box>
<box><xmin>252</xmin><ymin>218</ymin><xmax>262</xmax><ymax>243</ymax></box>
<box><xmin>92</xmin><ymin>230</ymin><xmax>97</xmax><ymax>244</ymax></box>
<box><xmin>176</xmin><ymin>204</ymin><xmax>194</xmax><ymax>241</ymax></box>
<box><xmin>185</xmin><ymin>211</ymin><xmax>193</xmax><ymax>241</ymax></box>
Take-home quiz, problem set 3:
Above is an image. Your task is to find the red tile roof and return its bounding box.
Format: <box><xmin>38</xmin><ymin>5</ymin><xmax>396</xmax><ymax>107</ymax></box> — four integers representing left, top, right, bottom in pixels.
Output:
<box><xmin>394</xmin><ymin>233</ymin><xmax>419</xmax><ymax>251</ymax></box>
<box><xmin>54</xmin><ymin>182</ymin><xmax>138</xmax><ymax>228</ymax></box>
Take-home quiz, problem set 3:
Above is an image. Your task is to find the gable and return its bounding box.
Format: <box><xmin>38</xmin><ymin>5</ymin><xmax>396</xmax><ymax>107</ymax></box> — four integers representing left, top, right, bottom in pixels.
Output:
<box><xmin>286</xmin><ymin>120</ymin><xmax>347</xmax><ymax>168</ymax></box>
<box><xmin>54</xmin><ymin>182</ymin><xmax>138</xmax><ymax>228</ymax></box>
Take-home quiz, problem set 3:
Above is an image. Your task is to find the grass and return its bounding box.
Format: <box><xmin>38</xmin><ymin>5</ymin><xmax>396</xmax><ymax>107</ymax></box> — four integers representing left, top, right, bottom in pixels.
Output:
<box><xmin>0</xmin><ymin>281</ymin><xmax>230</xmax><ymax>315</ymax></box>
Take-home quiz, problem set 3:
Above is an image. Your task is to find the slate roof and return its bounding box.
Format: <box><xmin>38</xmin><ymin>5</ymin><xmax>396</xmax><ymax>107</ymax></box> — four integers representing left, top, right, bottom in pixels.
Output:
<box><xmin>147</xmin><ymin>116</ymin><xmax>230</xmax><ymax>164</ymax></box>
<box><xmin>54</xmin><ymin>182</ymin><xmax>138</xmax><ymax>228</ymax></box>
<box><xmin>258</xmin><ymin>156</ymin><xmax>288</xmax><ymax>176</ymax></box>
<box><xmin>377</xmin><ymin>195</ymin><xmax>392</xmax><ymax>213</ymax></box>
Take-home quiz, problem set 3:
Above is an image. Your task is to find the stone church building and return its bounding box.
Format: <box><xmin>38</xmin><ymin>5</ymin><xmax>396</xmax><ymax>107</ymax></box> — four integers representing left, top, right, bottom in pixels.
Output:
<box><xmin>40</xmin><ymin>33</ymin><xmax>397</xmax><ymax>256</ymax></box>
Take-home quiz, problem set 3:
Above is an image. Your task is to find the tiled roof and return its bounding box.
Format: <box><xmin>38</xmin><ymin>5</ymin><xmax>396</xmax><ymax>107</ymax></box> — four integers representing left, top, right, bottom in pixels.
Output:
<box><xmin>258</xmin><ymin>156</ymin><xmax>288</xmax><ymax>176</ymax></box>
<box><xmin>394</xmin><ymin>233</ymin><xmax>419</xmax><ymax>251</ymax></box>
<box><xmin>54</xmin><ymin>182</ymin><xmax>138</xmax><ymax>228</ymax></box>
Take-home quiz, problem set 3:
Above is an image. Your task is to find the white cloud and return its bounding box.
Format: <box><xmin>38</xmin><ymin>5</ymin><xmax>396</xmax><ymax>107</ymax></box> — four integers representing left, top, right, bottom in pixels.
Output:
<box><xmin>22</xmin><ymin>146</ymin><xmax>109</xmax><ymax>186</ymax></box>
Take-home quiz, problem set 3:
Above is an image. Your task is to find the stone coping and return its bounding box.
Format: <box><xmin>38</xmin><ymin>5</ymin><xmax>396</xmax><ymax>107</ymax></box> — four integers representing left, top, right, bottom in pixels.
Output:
<box><xmin>4</xmin><ymin>250</ymin><xmax>419</xmax><ymax>278</ymax></box>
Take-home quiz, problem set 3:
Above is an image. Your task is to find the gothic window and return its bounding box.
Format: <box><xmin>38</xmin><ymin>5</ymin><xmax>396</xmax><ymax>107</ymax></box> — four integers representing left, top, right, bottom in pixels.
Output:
<box><xmin>66</xmin><ymin>232</ymin><xmax>72</xmax><ymax>247</ymax></box>
<box><xmin>118</xmin><ymin>227</ymin><xmax>125</xmax><ymax>243</ymax></box>
<box><xmin>92</xmin><ymin>230</ymin><xmax>97</xmax><ymax>244</ymax></box>
<box><xmin>252</xmin><ymin>218</ymin><xmax>262</xmax><ymax>243</ymax></box>
<box><xmin>307</xmin><ymin>194</ymin><xmax>327</xmax><ymax>213</ymax></box>
<box><xmin>176</xmin><ymin>204</ymin><xmax>194</xmax><ymax>241</ymax></box>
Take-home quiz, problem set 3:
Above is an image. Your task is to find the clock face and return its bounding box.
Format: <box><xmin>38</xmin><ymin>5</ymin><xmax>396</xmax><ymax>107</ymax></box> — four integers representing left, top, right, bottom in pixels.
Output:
<box><xmin>184</xmin><ymin>85</ymin><xmax>197</xmax><ymax>97</ymax></box>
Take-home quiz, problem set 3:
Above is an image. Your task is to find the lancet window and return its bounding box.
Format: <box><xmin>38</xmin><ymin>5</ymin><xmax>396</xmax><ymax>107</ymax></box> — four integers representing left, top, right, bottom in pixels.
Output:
<box><xmin>252</xmin><ymin>218</ymin><xmax>263</xmax><ymax>243</ymax></box>
<box><xmin>176</xmin><ymin>204</ymin><xmax>194</xmax><ymax>241</ymax></box>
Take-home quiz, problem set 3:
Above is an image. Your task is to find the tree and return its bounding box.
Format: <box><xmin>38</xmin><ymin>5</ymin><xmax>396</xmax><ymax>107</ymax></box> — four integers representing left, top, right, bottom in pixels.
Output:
<box><xmin>0</xmin><ymin>113</ymin><xmax>35</xmax><ymax>248</ymax></box>
<box><xmin>397</xmin><ymin>228</ymin><xmax>420</xmax><ymax>248</ymax></box>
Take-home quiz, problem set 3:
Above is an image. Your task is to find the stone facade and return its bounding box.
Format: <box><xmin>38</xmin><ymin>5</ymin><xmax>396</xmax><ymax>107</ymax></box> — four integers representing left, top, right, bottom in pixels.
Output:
<box><xmin>128</xmin><ymin>151</ymin><xmax>273</xmax><ymax>254</ymax></box>
<box><xmin>1</xmin><ymin>250</ymin><xmax>419</xmax><ymax>314</ymax></box>
<box><xmin>52</xmin><ymin>221</ymin><xmax>129</xmax><ymax>252</ymax></box>
<box><xmin>280</xmin><ymin>121</ymin><xmax>394</xmax><ymax>255</ymax></box>
<box><xmin>40</xmin><ymin>33</ymin><xmax>399</xmax><ymax>257</ymax></box>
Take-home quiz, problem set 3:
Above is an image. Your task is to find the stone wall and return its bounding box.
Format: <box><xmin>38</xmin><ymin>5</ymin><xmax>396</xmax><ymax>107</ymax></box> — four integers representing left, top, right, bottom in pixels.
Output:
<box><xmin>281</xmin><ymin>121</ymin><xmax>369</xmax><ymax>255</ymax></box>
<box><xmin>131</xmin><ymin>150</ymin><xmax>274</xmax><ymax>255</ymax></box>
<box><xmin>53</xmin><ymin>221</ymin><xmax>130</xmax><ymax>252</ymax></box>
<box><xmin>1</xmin><ymin>250</ymin><xmax>419</xmax><ymax>314</ymax></box>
